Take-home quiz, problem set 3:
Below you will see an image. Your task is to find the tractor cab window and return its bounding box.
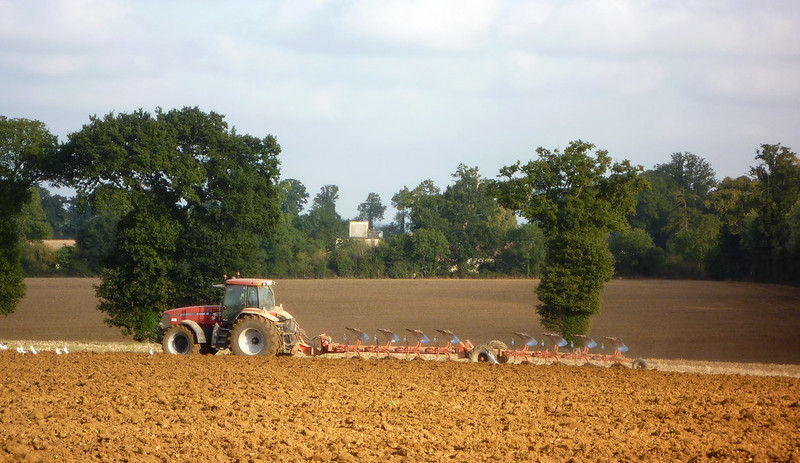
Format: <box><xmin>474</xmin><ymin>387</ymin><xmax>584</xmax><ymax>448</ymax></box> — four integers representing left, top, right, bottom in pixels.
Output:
<box><xmin>221</xmin><ymin>285</ymin><xmax>246</xmax><ymax>322</ymax></box>
<box><xmin>246</xmin><ymin>287</ymin><xmax>259</xmax><ymax>308</ymax></box>
<box><xmin>259</xmin><ymin>285</ymin><xmax>276</xmax><ymax>310</ymax></box>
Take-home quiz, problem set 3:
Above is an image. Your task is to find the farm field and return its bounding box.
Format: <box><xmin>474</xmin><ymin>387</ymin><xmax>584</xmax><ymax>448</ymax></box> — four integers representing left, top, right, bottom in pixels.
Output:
<box><xmin>1</xmin><ymin>278</ymin><xmax>800</xmax><ymax>461</ymax></box>
<box><xmin>4</xmin><ymin>277</ymin><xmax>800</xmax><ymax>364</ymax></box>
<box><xmin>1</xmin><ymin>353</ymin><xmax>799</xmax><ymax>462</ymax></box>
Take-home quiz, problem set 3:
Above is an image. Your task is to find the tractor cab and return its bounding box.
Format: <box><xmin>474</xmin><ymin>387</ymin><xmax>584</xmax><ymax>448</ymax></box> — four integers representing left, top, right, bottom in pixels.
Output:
<box><xmin>219</xmin><ymin>279</ymin><xmax>276</xmax><ymax>325</ymax></box>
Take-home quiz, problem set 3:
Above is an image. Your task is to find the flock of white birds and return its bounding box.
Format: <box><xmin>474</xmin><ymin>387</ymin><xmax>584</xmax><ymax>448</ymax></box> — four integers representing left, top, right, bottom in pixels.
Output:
<box><xmin>0</xmin><ymin>342</ymin><xmax>69</xmax><ymax>355</ymax></box>
<box><xmin>0</xmin><ymin>342</ymin><xmax>156</xmax><ymax>356</ymax></box>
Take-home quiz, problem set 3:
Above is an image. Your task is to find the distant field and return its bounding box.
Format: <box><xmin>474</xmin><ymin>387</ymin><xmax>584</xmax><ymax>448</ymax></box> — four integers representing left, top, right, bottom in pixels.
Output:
<box><xmin>3</xmin><ymin>277</ymin><xmax>799</xmax><ymax>365</ymax></box>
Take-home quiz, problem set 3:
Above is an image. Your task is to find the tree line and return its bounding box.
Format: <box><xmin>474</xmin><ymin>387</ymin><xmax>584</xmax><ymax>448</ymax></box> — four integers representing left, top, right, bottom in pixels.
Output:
<box><xmin>2</xmin><ymin>109</ymin><xmax>799</xmax><ymax>340</ymax></box>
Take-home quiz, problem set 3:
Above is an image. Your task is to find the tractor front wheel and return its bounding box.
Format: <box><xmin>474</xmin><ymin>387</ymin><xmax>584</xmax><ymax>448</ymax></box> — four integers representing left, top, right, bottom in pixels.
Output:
<box><xmin>230</xmin><ymin>315</ymin><xmax>280</xmax><ymax>357</ymax></box>
<box><xmin>162</xmin><ymin>325</ymin><xmax>199</xmax><ymax>355</ymax></box>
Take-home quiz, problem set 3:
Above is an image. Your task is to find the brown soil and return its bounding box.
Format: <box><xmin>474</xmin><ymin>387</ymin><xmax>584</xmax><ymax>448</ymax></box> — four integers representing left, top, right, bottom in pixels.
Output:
<box><xmin>3</xmin><ymin>278</ymin><xmax>800</xmax><ymax>363</ymax></box>
<box><xmin>1</xmin><ymin>353</ymin><xmax>798</xmax><ymax>462</ymax></box>
<box><xmin>2</xmin><ymin>279</ymin><xmax>800</xmax><ymax>461</ymax></box>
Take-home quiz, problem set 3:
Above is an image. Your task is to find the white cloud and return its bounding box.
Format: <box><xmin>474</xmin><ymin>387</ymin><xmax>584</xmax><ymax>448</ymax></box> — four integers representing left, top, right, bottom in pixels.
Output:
<box><xmin>1</xmin><ymin>0</ymin><xmax>799</xmax><ymax>215</ymax></box>
<box><xmin>341</xmin><ymin>0</ymin><xmax>498</xmax><ymax>52</ymax></box>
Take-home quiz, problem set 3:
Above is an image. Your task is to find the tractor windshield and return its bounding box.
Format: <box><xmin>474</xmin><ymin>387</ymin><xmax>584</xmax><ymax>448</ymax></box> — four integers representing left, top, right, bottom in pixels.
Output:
<box><xmin>259</xmin><ymin>285</ymin><xmax>276</xmax><ymax>310</ymax></box>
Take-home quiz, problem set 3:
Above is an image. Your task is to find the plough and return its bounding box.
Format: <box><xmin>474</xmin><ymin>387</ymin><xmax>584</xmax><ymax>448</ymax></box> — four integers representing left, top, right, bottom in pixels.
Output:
<box><xmin>298</xmin><ymin>328</ymin><xmax>648</xmax><ymax>370</ymax></box>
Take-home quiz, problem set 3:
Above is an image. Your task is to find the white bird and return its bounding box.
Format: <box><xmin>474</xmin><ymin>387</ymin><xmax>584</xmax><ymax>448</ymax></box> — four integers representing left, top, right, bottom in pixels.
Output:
<box><xmin>55</xmin><ymin>347</ymin><xmax>62</xmax><ymax>355</ymax></box>
<box><xmin>149</xmin><ymin>348</ymin><xmax>154</xmax><ymax>356</ymax></box>
<box><xmin>30</xmin><ymin>346</ymin><xmax>38</xmax><ymax>355</ymax></box>
<box><xmin>17</xmin><ymin>346</ymin><xmax>26</xmax><ymax>354</ymax></box>
<box><xmin>0</xmin><ymin>342</ymin><xmax>8</xmax><ymax>351</ymax></box>
<box><xmin>63</xmin><ymin>345</ymin><xmax>69</xmax><ymax>354</ymax></box>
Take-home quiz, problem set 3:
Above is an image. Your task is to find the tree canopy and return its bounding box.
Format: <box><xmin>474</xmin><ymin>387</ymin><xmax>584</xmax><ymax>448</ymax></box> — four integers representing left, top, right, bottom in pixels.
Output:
<box><xmin>357</xmin><ymin>192</ymin><xmax>386</xmax><ymax>229</ymax></box>
<box><xmin>493</xmin><ymin>140</ymin><xmax>647</xmax><ymax>338</ymax></box>
<box><xmin>0</xmin><ymin>117</ymin><xmax>57</xmax><ymax>315</ymax></box>
<box><xmin>56</xmin><ymin>107</ymin><xmax>281</xmax><ymax>339</ymax></box>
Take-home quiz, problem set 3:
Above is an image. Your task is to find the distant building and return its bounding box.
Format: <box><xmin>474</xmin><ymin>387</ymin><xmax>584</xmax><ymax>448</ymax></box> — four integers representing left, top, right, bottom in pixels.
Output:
<box><xmin>348</xmin><ymin>221</ymin><xmax>383</xmax><ymax>247</ymax></box>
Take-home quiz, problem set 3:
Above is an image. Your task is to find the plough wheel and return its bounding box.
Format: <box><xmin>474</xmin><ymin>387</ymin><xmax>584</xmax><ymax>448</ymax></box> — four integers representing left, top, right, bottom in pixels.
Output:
<box><xmin>470</xmin><ymin>345</ymin><xmax>498</xmax><ymax>364</ymax></box>
<box><xmin>488</xmin><ymin>340</ymin><xmax>509</xmax><ymax>364</ymax></box>
<box><xmin>310</xmin><ymin>335</ymin><xmax>325</xmax><ymax>353</ymax></box>
<box><xmin>632</xmin><ymin>359</ymin><xmax>648</xmax><ymax>370</ymax></box>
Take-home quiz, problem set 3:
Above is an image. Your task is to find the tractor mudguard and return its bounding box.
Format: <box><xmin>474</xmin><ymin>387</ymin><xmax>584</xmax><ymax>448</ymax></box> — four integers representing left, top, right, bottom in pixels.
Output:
<box><xmin>239</xmin><ymin>308</ymin><xmax>280</xmax><ymax>323</ymax></box>
<box><xmin>181</xmin><ymin>320</ymin><xmax>208</xmax><ymax>344</ymax></box>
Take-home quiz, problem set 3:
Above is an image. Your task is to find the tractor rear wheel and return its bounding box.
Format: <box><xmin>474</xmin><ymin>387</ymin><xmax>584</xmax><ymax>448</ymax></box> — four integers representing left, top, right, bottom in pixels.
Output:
<box><xmin>162</xmin><ymin>325</ymin><xmax>199</xmax><ymax>355</ymax></box>
<box><xmin>230</xmin><ymin>315</ymin><xmax>280</xmax><ymax>357</ymax></box>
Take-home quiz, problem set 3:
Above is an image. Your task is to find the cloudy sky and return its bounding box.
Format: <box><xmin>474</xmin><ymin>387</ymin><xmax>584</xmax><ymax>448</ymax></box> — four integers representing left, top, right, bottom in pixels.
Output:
<box><xmin>2</xmin><ymin>0</ymin><xmax>799</xmax><ymax>219</ymax></box>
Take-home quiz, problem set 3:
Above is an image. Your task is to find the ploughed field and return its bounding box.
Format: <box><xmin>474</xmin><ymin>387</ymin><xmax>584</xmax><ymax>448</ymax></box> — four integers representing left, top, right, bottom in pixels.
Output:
<box><xmin>5</xmin><ymin>278</ymin><xmax>800</xmax><ymax>364</ymax></box>
<box><xmin>1</xmin><ymin>278</ymin><xmax>800</xmax><ymax>461</ymax></box>
<box><xmin>1</xmin><ymin>353</ymin><xmax>799</xmax><ymax>462</ymax></box>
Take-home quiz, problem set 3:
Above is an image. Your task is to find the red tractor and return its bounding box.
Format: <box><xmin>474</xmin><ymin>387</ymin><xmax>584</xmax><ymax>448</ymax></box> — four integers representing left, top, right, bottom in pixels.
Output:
<box><xmin>157</xmin><ymin>278</ymin><xmax>305</xmax><ymax>356</ymax></box>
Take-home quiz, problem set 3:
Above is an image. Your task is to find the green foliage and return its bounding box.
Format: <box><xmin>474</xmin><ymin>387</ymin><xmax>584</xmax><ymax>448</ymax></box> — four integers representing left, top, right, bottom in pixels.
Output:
<box><xmin>264</xmin><ymin>213</ymin><xmax>318</xmax><ymax>278</ymax></box>
<box><xmin>58</xmin><ymin>107</ymin><xmax>282</xmax><ymax>339</ymax></box>
<box><xmin>745</xmin><ymin>144</ymin><xmax>800</xmax><ymax>283</ymax></box>
<box><xmin>490</xmin><ymin>223</ymin><xmax>547</xmax><ymax>277</ymax></box>
<box><xmin>608</xmin><ymin>228</ymin><xmax>665</xmax><ymax>276</ymax></box>
<box><xmin>666</xmin><ymin>214</ymin><xmax>721</xmax><ymax>276</ymax></box>
<box><xmin>411</xmin><ymin>228</ymin><xmax>450</xmax><ymax>276</ymax></box>
<box><xmin>536</xmin><ymin>229</ymin><xmax>615</xmax><ymax>325</ymax></box>
<box><xmin>303</xmin><ymin>185</ymin><xmax>347</xmax><ymax>250</ymax></box>
<box><xmin>73</xmin><ymin>206</ymin><xmax>118</xmax><ymax>274</ymax></box>
<box><xmin>39</xmin><ymin>188</ymin><xmax>77</xmax><ymax>238</ymax></box>
<box><xmin>405</xmin><ymin>167</ymin><xmax>514</xmax><ymax>276</ymax></box>
<box><xmin>0</xmin><ymin>116</ymin><xmax>57</xmax><ymax>315</ymax></box>
<box><xmin>21</xmin><ymin>242</ymin><xmax>58</xmax><ymax>274</ymax></box>
<box><xmin>0</xmin><ymin>216</ymin><xmax>26</xmax><ymax>315</ymax></box>
<box><xmin>278</xmin><ymin>179</ymin><xmax>309</xmax><ymax>216</ymax></box>
<box><xmin>97</xmin><ymin>202</ymin><xmax>180</xmax><ymax>339</ymax></box>
<box><xmin>631</xmin><ymin>153</ymin><xmax>717</xmax><ymax>249</ymax></box>
<box><xmin>379</xmin><ymin>234</ymin><xmax>416</xmax><ymax>278</ymax></box>
<box><xmin>19</xmin><ymin>187</ymin><xmax>53</xmax><ymax>241</ymax></box>
<box><xmin>494</xmin><ymin>140</ymin><xmax>647</xmax><ymax>339</ymax></box>
<box><xmin>391</xmin><ymin>187</ymin><xmax>413</xmax><ymax>234</ymax></box>
<box><xmin>357</xmin><ymin>193</ymin><xmax>386</xmax><ymax>229</ymax></box>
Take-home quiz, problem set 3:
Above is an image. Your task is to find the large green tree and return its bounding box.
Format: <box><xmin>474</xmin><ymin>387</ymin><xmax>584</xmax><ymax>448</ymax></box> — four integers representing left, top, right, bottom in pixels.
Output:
<box><xmin>357</xmin><ymin>192</ymin><xmax>386</xmax><ymax>229</ymax></box>
<box><xmin>391</xmin><ymin>186</ymin><xmax>413</xmax><ymax>234</ymax></box>
<box><xmin>278</xmin><ymin>178</ymin><xmax>309</xmax><ymax>216</ymax></box>
<box><xmin>706</xmin><ymin>176</ymin><xmax>757</xmax><ymax>280</ymax></box>
<box><xmin>303</xmin><ymin>184</ymin><xmax>346</xmax><ymax>251</ymax></box>
<box><xmin>408</xmin><ymin>167</ymin><xmax>515</xmax><ymax>275</ymax></box>
<box><xmin>57</xmin><ymin>107</ymin><xmax>281</xmax><ymax>339</ymax></box>
<box><xmin>746</xmin><ymin>143</ymin><xmax>800</xmax><ymax>283</ymax></box>
<box><xmin>493</xmin><ymin>140</ymin><xmax>647</xmax><ymax>339</ymax></box>
<box><xmin>0</xmin><ymin>116</ymin><xmax>57</xmax><ymax>315</ymax></box>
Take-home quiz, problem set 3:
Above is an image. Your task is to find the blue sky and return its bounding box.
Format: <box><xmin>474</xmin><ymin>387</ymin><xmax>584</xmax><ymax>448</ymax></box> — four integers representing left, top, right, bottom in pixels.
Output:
<box><xmin>2</xmin><ymin>0</ymin><xmax>799</xmax><ymax>220</ymax></box>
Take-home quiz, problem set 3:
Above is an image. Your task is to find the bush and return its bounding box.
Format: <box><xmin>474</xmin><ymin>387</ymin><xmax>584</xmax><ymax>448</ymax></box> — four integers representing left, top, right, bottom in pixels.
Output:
<box><xmin>609</xmin><ymin>228</ymin><xmax>665</xmax><ymax>277</ymax></box>
<box><xmin>21</xmin><ymin>242</ymin><xmax>58</xmax><ymax>275</ymax></box>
